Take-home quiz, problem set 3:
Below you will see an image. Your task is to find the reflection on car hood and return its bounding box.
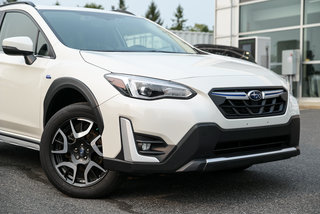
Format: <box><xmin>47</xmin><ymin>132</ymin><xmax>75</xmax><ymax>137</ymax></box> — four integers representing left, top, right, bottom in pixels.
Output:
<box><xmin>80</xmin><ymin>51</ymin><xmax>281</xmax><ymax>81</ymax></box>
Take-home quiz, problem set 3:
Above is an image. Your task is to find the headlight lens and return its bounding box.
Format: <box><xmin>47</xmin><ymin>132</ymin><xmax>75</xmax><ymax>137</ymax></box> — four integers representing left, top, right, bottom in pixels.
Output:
<box><xmin>105</xmin><ymin>74</ymin><xmax>196</xmax><ymax>100</ymax></box>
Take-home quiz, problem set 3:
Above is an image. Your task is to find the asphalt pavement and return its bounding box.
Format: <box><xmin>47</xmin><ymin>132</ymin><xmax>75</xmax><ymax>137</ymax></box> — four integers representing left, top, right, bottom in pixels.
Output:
<box><xmin>0</xmin><ymin>109</ymin><xmax>319</xmax><ymax>214</ymax></box>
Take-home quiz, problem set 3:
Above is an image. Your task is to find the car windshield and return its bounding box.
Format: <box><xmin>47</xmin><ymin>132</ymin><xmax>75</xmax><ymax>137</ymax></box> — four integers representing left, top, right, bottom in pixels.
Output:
<box><xmin>39</xmin><ymin>10</ymin><xmax>196</xmax><ymax>54</ymax></box>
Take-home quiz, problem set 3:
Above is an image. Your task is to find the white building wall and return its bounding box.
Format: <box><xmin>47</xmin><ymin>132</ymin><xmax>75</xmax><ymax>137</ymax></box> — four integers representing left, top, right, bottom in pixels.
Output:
<box><xmin>215</xmin><ymin>0</ymin><xmax>239</xmax><ymax>47</ymax></box>
<box><xmin>171</xmin><ymin>30</ymin><xmax>214</xmax><ymax>45</ymax></box>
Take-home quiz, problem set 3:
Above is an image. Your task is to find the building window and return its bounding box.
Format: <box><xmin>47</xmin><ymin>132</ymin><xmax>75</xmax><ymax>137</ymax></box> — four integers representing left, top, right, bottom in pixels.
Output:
<box><xmin>303</xmin><ymin>64</ymin><xmax>320</xmax><ymax>97</ymax></box>
<box><xmin>304</xmin><ymin>27</ymin><xmax>320</xmax><ymax>61</ymax></box>
<box><xmin>241</xmin><ymin>29</ymin><xmax>300</xmax><ymax>74</ymax></box>
<box><xmin>303</xmin><ymin>27</ymin><xmax>320</xmax><ymax>97</ymax></box>
<box><xmin>304</xmin><ymin>0</ymin><xmax>320</xmax><ymax>25</ymax></box>
<box><xmin>240</xmin><ymin>0</ymin><xmax>300</xmax><ymax>33</ymax></box>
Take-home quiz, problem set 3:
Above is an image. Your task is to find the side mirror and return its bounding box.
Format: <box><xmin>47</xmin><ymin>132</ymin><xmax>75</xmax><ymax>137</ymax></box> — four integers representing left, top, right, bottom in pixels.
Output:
<box><xmin>2</xmin><ymin>36</ymin><xmax>36</xmax><ymax>65</ymax></box>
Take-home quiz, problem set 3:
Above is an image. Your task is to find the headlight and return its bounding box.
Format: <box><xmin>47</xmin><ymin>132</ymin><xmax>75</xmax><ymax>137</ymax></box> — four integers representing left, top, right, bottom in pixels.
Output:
<box><xmin>104</xmin><ymin>74</ymin><xmax>196</xmax><ymax>100</ymax></box>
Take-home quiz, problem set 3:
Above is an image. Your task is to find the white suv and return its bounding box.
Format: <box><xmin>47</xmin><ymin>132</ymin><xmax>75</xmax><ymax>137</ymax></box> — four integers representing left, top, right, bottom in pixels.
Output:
<box><xmin>0</xmin><ymin>2</ymin><xmax>300</xmax><ymax>198</ymax></box>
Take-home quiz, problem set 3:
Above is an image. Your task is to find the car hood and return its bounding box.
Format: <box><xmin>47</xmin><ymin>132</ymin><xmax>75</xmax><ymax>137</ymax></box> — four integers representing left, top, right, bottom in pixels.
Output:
<box><xmin>80</xmin><ymin>51</ymin><xmax>283</xmax><ymax>84</ymax></box>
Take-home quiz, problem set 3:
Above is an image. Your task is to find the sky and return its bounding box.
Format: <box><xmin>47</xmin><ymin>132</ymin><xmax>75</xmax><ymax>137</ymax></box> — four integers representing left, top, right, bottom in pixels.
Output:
<box><xmin>31</xmin><ymin>0</ymin><xmax>215</xmax><ymax>30</ymax></box>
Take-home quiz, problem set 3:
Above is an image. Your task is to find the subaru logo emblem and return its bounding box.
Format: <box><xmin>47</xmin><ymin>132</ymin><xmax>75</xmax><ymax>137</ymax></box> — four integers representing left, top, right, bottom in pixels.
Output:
<box><xmin>248</xmin><ymin>90</ymin><xmax>263</xmax><ymax>101</ymax></box>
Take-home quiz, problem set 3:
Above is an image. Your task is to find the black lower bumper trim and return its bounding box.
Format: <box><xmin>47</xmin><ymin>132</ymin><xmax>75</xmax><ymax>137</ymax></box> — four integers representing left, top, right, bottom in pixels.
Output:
<box><xmin>178</xmin><ymin>147</ymin><xmax>300</xmax><ymax>172</ymax></box>
<box><xmin>103</xmin><ymin>116</ymin><xmax>300</xmax><ymax>173</ymax></box>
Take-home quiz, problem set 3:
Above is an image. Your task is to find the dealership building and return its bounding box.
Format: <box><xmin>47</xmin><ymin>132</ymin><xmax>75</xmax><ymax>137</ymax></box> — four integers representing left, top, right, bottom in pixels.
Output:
<box><xmin>215</xmin><ymin>0</ymin><xmax>320</xmax><ymax>106</ymax></box>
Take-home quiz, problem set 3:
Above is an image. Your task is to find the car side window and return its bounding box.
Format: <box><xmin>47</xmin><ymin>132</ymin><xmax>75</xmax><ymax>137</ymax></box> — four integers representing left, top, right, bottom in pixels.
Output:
<box><xmin>0</xmin><ymin>12</ymin><xmax>51</xmax><ymax>57</ymax></box>
<box><xmin>36</xmin><ymin>32</ymin><xmax>50</xmax><ymax>57</ymax></box>
<box><xmin>0</xmin><ymin>11</ymin><xmax>4</xmax><ymax>22</ymax></box>
<box><xmin>0</xmin><ymin>12</ymin><xmax>38</xmax><ymax>53</ymax></box>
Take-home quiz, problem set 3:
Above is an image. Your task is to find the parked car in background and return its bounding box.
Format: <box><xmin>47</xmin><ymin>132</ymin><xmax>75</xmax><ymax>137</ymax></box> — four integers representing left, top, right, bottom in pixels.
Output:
<box><xmin>195</xmin><ymin>44</ymin><xmax>255</xmax><ymax>62</ymax></box>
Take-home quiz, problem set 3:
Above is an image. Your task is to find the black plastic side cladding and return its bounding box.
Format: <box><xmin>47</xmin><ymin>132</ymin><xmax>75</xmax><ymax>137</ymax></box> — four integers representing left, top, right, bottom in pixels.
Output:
<box><xmin>43</xmin><ymin>77</ymin><xmax>104</xmax><ymax>133</ymax></box>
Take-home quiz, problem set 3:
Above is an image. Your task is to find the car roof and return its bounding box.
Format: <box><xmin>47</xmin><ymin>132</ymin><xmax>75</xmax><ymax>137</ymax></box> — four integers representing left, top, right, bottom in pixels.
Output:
<box><xmin>0</xmin><ymin>2</ymin><xmax>135</xmax><ymax>17</ymax></box>
<box><xmin>0</xmin><ymin>1</ymin><xmax>35</xmax><ymax>8</ymax></box>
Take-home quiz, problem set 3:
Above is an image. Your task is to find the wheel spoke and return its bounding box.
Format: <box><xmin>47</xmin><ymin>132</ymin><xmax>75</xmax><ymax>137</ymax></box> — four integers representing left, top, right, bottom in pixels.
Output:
<box><xmin>84</xmin><ymin>161</ymin><xmax>106</xmax><ymax>184</ymax></box>
<box><xmin>51</xmin><ymin>129</ymin><xmax>68</xmax><ymax>154</ymax></box>
<box><xmin>55</xmin><ymin>139</ymin><xmax>64</xmax><ymax>144</ymax></box>
<box><xmin>56</xmin><ymin>162</ymin><xmax>77</xmax><ymax>184</ymax></box>
<box><xmin>90</xmin><ymin>135</ymin><xmax>103</xmax><ymax>156</ymax></box>
<box><xmin>70</xmin><ymin>119</ymin><xmax>94</xmax><ymax>139</ymax></box>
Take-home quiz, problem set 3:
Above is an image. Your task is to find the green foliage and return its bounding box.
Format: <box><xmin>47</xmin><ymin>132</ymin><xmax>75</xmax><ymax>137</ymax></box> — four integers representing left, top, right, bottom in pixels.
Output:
<box><xmin>119</xmin><ymin>0</ymin><xmax>127</xmax><ymax>10</ymax></box>
<box><xmin>170</xmin><ymin>4</ymin><xmax>187</xmax><ymax>31</ymax></box>
<box><xmin>112</xmin><ymin>0</ymin><xmax>128</xmax><ymax>11</ymax></box>
<box><xmin>189</xmin><ymin>23</ymin><xmax>210</xmax><ymax>32</ymax></box>
<box><xmin>84</xmin><ymin>3</ymin><xmax>104</xmax><ymax>10</ymax></box>
<box><xmin>55</xmin><ymin>1</ymin><xmax>60</xmax><ymax>6</ymax></box>
<box><xmin>2</xmin><ymin>0</ymin><xmax>17</xmax><ymax>4</ymax></box>
<box><xmin>145</xmin><ymin>1</ymin><xmax>163</xmax><ymax>26</ymax></box>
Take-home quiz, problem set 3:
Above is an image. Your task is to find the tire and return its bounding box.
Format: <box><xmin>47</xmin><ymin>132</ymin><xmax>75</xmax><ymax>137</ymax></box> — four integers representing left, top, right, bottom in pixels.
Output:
<box><xmin>40</xmin><ymin>103</ymin><xmax>120</xmax><ymax>198</ymax></box>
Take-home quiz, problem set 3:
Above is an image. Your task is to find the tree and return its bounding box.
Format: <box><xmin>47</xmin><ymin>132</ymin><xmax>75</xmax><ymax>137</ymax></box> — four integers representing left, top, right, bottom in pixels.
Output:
<box><xmin>119</xmin><ymin>0</ymin><xmax>127</xmax><ymax>10</ymax></box>
<box><xmin>170</xmin><ymin>4</ymin><xmax>187</xmax><ymax>31</ymax></box>
<box><xmin>2</xmin><ymin>0</ymin><xmax>17</xmax><ymax>4</ymax></box>
<box><xmin>112</xmin><ymin>0</ymin><xmax>128</xmax><ymax>11</ymax></box>
<box><xmin>190</xmin><ymin>23</ymin><xmax>209</xmax><ymax>32</ymax></box>
<box><xmin>84</xmin><ymin>3</ymin><xmax>104</xmax><ymax>10</ymax></box>
<box><xmin>54</xmin><ymin>1</ymin><xmax>60</xmax><ymax>6</ymax></box>
<box><xmin>145</xmin><ymin>1</ymin><xmax>163</xmax><ymax>26</ymax></box>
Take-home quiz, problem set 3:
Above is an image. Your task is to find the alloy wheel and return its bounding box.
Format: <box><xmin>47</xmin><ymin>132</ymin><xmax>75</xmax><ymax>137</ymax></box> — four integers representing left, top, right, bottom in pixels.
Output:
<box><xmin>50</xmin><ymin>118</ymin><xmax>107</xmax><ymax>187</ymax></box>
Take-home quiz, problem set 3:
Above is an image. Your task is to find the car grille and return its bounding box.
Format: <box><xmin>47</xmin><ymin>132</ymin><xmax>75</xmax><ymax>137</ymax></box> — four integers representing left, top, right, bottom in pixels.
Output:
<box><xmin>213</xmin><ymin>135</ymin><xmax>290</xmax><ymax>157</ymax></box>
<box><xmin>209</xmin><ymin>88</ymin><xmax>288</xmax><ymax>119</ymax></box>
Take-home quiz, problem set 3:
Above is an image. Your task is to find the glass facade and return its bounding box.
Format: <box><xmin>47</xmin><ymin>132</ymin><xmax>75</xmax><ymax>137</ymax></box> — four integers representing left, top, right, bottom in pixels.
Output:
<box><xmin>305</xmin><ymin>0</ymin><xmax>320</xmax><ymax>24</ymax></box>
<box><xmin>239</xmin><ymin>0</ymin><xmax>320</xmax><ymax>98</ymax></box>
<box><xmin>241</xmin><ymin>30</ymin><xmax>300</xmax><ymax>74</ymax></box>
<box><xmin>240</xmin><ymin>0</ymin><xmax>300</xmax><ymax>32</ymax></box>
<box><xmin>303</xmin><ymin>64</ymin><xmax>320</xmax><ymax>97</ymax></box>
<box><xmin>304</xmin><ymin>27</ymin><xmax>320</xmax><ymax>61</ymax></box>
<box><xmin>239</xmin><ymin>30</ymin><xmax>300</xmax><ymax>97</ymax></box>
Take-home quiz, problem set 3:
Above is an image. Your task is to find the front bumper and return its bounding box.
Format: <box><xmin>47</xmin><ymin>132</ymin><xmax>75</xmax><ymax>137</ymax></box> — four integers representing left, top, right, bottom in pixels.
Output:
<box><xmin>103</xmin><ymin>115</ymin><xmax>300</xmax><ymax>173</ymax></box>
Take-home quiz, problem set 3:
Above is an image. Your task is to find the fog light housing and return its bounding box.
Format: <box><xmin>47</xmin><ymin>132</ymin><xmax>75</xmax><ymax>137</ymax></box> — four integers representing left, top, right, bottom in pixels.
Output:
<box><xmin>135</xmin><ymin>133</ymin><xmax>175</xmax><ymax>162</ymax></box>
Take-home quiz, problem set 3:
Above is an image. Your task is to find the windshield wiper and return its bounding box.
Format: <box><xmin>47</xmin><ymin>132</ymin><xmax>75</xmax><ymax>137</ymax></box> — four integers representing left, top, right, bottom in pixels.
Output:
<box><xmin>85</xmin><ymin>49</ymin><xmax>193</xmax><ymax>54</ymax></box>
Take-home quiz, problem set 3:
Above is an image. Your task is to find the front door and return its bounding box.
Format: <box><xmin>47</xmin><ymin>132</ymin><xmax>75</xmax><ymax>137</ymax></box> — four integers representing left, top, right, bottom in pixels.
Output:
<box><xmin>0</xmin><ymin>11</ymin><xmax>53</xmax><ymax>139</ymax></box>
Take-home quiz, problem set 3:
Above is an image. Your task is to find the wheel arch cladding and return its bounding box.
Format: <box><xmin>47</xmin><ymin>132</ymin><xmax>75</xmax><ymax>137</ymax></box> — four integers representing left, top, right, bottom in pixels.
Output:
<box><xmin>43</xmin><ymin>77</ymin><xmax>104</xmax><ymax>133</ymax></box>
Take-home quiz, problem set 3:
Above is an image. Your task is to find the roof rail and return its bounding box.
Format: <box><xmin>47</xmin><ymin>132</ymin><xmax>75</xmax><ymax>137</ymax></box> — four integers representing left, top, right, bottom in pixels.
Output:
<box><xmin>0</xmin><ymin>1</ymin><xmax>35</xmax><ymax>8</ymax></box>
<box><xmin>112</xmin><ymin>10</ymin><xmax>135</xmax><ymax>16</ymax></box>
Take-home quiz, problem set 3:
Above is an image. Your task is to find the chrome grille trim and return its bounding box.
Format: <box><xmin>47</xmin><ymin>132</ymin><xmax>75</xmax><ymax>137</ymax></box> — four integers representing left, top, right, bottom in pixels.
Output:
<box><xmin>209</xmin><ymin>87</ymin><xmax>288</xmax><ymax>119</ymax></box>
<box><xmin>211</xmin><ymin>89</ymin><xmax>284</xmax><ymax>100</ymax></box>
